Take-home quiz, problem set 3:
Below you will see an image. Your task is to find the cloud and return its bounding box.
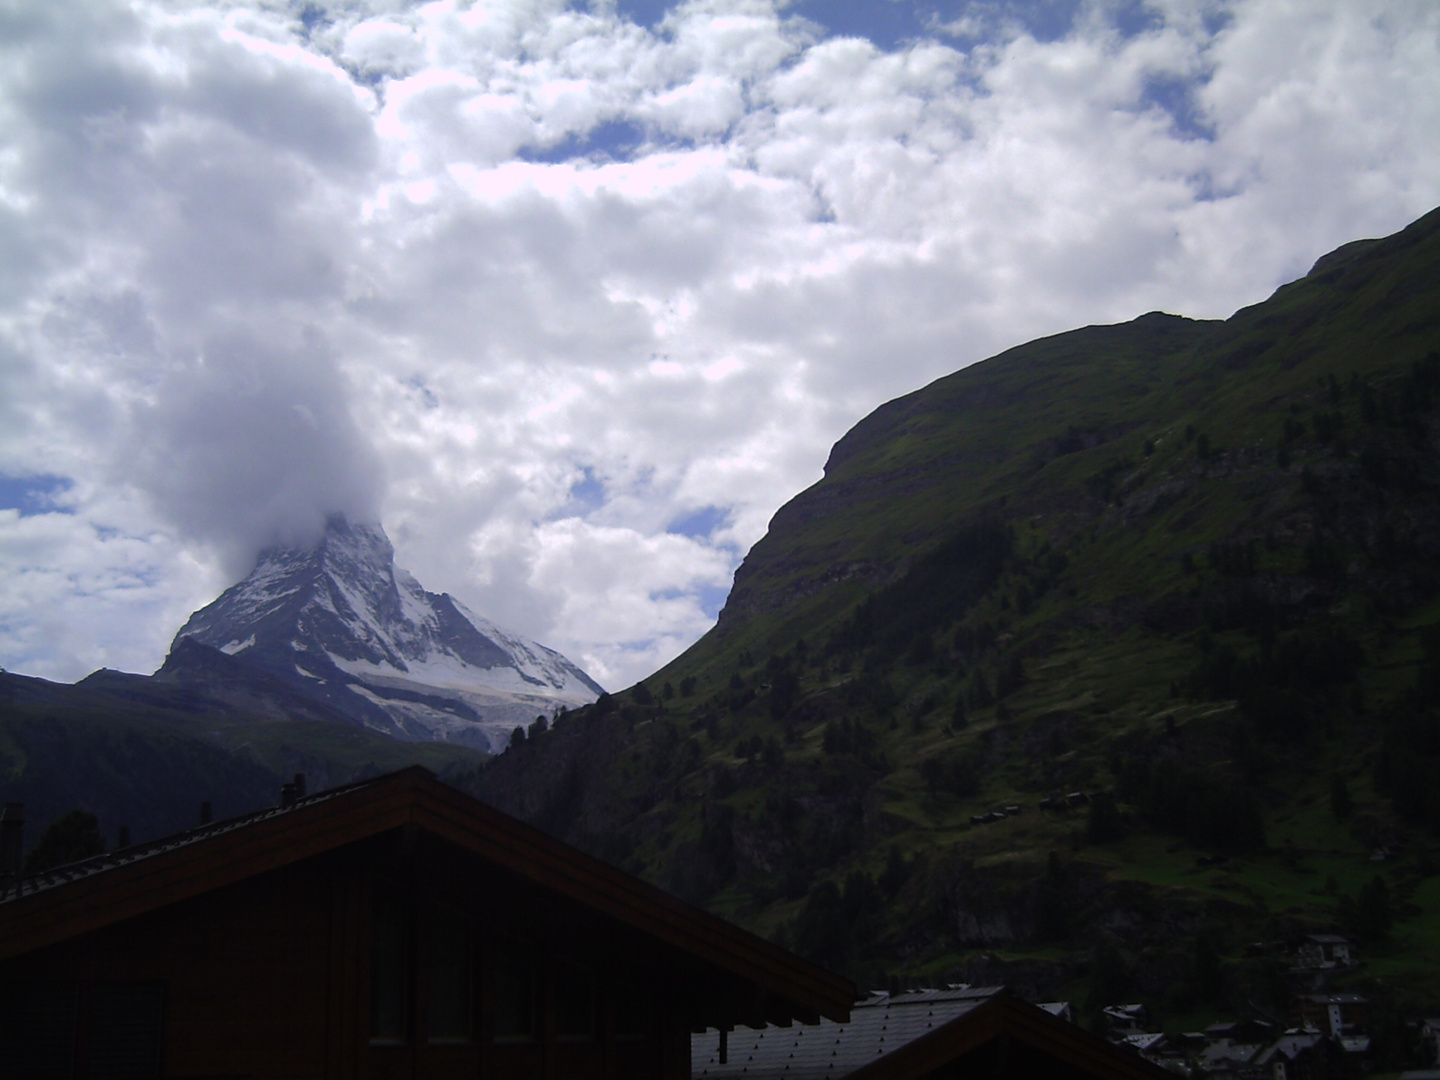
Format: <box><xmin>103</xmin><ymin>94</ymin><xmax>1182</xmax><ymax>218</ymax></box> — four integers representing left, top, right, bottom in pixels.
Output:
<box><xmin>1</xmin><ymin>0</ymin><xmax>1439</xmax><ymax>687</ymax></box>
<box><xmin>0</xmin><ymin>496</ymin><xmax>220</xmax><ymax>682</ymax></box>
<box><xmin>122</xmin><ymin>327</ymin><xmax>385</xmax><ymax>574</ymax></box>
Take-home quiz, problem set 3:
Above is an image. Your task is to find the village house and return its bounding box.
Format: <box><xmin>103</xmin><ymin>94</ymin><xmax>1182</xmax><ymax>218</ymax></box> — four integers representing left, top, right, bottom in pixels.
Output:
<box><xmin>1</xmin><ymin>767</ymin><xmax>854</xmax><ymax>1079</ymax></box>
<box><xmin>1422</xmin><ymin>1018</ymin><xmax>1440</xmax><ymax>1065</ymax></box>
<box><xmin>1294</xmin><ymin>935</ymin><xmax>1353</xmax><ymax>970</ymax></box>
<box><xmin>1251</xmin><ymin>1030</ymin><xmax>1349</xmax><ymax>1080</ymax></box>
<box><xmin>1290</xmin><ymin>993</ymin><xmax>1371</xmax><ymax>1047</ymax></box>
<box><xmin>1103</xmin><ymin>1003</ymin><xmax>1150</xmax><ymax>1036</ymax></box>
<box><xmin>1179</xmin><ymin>1013</ymin><xmax>1373</xmax><ymax>1080</ymax></box>
<box><xmin>1194</xmin><ymin>1033</ymin><xmax>1266</xmax><ymax>1080</ymax></box>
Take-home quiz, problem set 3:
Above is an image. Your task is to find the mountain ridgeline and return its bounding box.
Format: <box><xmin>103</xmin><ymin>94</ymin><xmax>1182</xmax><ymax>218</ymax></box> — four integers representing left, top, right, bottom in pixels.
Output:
<box><xmin>470</xmin><ymin>207</ymin><xmax>1440</xmax><ymax>1016</ymax></box>
<box><xmin>172</xmin><ymin>517</ymin><xmax>602</xmax><ymax>752</ymax></box>
<box><xmin>0</xmin><ymin>519</ymin><xmax>601</xmax><ymax>847</ymax></box>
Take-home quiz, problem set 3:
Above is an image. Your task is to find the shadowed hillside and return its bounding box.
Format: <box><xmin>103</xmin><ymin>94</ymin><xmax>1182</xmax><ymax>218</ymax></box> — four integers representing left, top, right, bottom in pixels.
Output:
<box><xmin>468</xmin><ymin>206</ymin><xmax>1440</xmax><ymax>1025</ymax></box>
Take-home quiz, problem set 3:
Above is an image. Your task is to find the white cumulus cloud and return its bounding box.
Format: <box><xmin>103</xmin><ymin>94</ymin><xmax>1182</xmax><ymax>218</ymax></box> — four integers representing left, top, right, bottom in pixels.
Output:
<box><xmin>1</xmin><ymin>0</ymin><xmax>1438</xmax><ymax>689</ymax></box>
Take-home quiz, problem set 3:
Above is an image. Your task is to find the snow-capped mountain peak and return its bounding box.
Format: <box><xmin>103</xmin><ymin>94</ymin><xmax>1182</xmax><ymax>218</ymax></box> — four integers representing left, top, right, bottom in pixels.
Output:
<box><xmin>169</xmin><ymin>516</ymin><xmax>602</xmax><ymax>752</ymax></box>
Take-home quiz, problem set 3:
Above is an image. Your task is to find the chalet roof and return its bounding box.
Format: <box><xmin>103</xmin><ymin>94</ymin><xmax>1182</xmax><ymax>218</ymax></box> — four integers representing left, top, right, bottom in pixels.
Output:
<box><xmin>1255</xmin><ymin>1033</ymin><xmax>1325</xmax><ymax>1064</ymax></box>
<box><xmin>1</xmin><ymin>771</ymin><xmax>381</xmax><ymax>907</ymax></box>
<box><xmin>1204</xmin><ymin>1020</ymin><xmax>1276</xmax><ymax>1039</ymax></box>
<box><xmin>694</xmin><ymin>989</ymin><xmax>1174</xmax><ymax>1080</ymax></box>
<box><xmin>1197</xmin><ymin>1039</ymin><xmax>1264</xmax><ymax>1070</ymax></box>
<box><xmin>0</xmin><ymin>767</ymin><xmax>855</xmax><ymax>1026</ymax></box>
<box><xmin>1295</xmin><ymin>994</ymin><xmax>1369</xmax><ymax>1006</ymax></box>
<box><xmin>1120</xmin><ymin>1033</ymin><xmax>1168</xmax><ymax>1052</ymax></box>
<box><xmin>694</xmin><ymin>986</ymin><xmax>1002</xmax><ymax>1080</ymax></box>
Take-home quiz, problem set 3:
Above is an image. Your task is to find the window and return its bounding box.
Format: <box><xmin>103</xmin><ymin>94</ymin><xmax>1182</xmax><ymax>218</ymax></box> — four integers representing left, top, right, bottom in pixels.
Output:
<box><xmin>425</xmin><ymin>904</ymin><xmax>472</xmax><ymax>1043</ymax></box>
<box><xmin>0</xmin><ymin>981</ymin><xmax>165</xmax><ymax>1080</ymax></box>
<box><xmin>611</xmin><ymin>972</ymin><xmax>648</xmax><ymax>1041</ymax></box>
<box><xmin>89</xmin><ymin>982</ymin><xmax>164</xmax><ymax>1080</ymax></box>
<box><xmin>490</xmin><ymin>935</ymin><xmax>535</xmax><ymax>1042</ymax></box>
<box><xmin>1</xmin><ymin>981</ymin><xmax>78</xmax><ymax>1080</ymax></box>
<box><xmin>552</xmin><ymin>960</ymin><xmax>594</xmax><ymax>1041</ymax></box>
<box><xmin>371</xmin><ymin>888</ymin><xmax>409</xmax><ymax>1043</ymax></box>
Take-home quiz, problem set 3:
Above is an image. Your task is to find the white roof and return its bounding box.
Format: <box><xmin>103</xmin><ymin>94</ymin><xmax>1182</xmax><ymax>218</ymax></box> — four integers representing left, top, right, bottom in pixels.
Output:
<box><xmin>692</xmin><ymin>986</ymin><xmax>1003</xmax><ymax>1080</ymax></box>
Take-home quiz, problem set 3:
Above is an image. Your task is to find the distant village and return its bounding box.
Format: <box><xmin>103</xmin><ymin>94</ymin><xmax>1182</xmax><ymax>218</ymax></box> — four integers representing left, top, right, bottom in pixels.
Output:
<box><xmin>692</xmin><ymin>952</ymin><xmax>1440</xmax><ymax>1080</ymax></box>
<box><xmin>1086</xmin><ymin>932</ymin><xmax>1440</xmax><ymax>1080</ymax></box>
<box><xmin>959</xmin><ymin>792</ymin><xmax>1440</xmax><ymax>1080</ymax></box>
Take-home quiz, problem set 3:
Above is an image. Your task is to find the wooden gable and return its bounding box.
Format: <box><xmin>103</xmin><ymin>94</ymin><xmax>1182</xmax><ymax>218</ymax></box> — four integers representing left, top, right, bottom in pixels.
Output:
<box><xmin>0</xmin><ymin>767</ymin><xmax>854</xmax><ymax>1080</ymax></box>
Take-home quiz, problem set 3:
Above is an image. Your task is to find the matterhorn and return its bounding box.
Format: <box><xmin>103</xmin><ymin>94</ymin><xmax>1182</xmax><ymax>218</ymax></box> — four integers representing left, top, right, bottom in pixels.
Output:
<box><xmin>167</xmin><ymin>516</ymin><xmax>602</xmax><ymax>753</ymax></box>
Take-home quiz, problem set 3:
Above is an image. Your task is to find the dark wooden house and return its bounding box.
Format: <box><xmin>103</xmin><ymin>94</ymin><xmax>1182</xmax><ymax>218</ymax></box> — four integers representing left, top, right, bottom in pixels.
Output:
<box><xmin>0</xmin><ymin>767</ymin><xmax>854</xmax><ymax>1079</ymax></box>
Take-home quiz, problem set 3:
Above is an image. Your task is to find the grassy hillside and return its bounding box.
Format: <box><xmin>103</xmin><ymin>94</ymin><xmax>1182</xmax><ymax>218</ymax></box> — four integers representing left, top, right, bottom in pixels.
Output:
<box><xmin>470</xmin><ymin>206</ymin><xmax>1440</xmax><ymax>1031</ymax></box>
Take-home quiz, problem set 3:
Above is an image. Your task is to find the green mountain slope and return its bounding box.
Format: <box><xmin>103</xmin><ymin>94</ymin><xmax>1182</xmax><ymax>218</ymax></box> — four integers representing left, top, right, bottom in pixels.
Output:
<box><xmin>469</xmin><ymin>207</ymin><xmax>1440</xmax><ymax>1029</ymax></box>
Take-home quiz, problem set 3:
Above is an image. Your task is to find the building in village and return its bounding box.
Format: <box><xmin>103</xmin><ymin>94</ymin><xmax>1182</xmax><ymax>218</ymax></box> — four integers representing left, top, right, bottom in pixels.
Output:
<box><xmin>1293</xmin><ymin>936</ymin><xmax>1353</xmax><ymax>971</ymax></box>
<box><xmin>1103</xmin><ymin>1004</ymin><xmax>1151</xmax><ymax>1037</ymax></box>
<box><xmin>1422</xmin><ymin>1018</ymin><xmax>1440</xmax><ymax>1066</ymax></box>
<box><xmin>1290</xmin><ymin>994</ymin><xmax>1372</xmax><ymax>1052</ymax></box>
<box><xmin>1251</xmin><ymin>1030</ymin><xmax>1351</xmax><ymax>1080</ymax></box>
<box><xmin>1193</xmin><ymin>1032</ymin><xmax>1269</xmax><ymax>1080</ymax></box>
<box><xmin>1110</xmin><ymin>1006</ymin><xmax>1382</xmax><ymax>1080</ymax></box>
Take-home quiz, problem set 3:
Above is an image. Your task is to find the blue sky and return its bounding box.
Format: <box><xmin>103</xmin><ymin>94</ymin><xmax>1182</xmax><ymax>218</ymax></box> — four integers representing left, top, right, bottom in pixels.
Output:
<box><xmin>617</xmin><ymin>0</ymin><xmax>1090</xmax><ymax>46</ymax></box>
<box><xmin>0</xmin><ymin>476</ymin><xmax>71</xmax><ymax>518</ymax></box>
<box><xmin>2</xmin><ymin>0</ymin><xmax>1439</xmax><ymax>687</ymax></box>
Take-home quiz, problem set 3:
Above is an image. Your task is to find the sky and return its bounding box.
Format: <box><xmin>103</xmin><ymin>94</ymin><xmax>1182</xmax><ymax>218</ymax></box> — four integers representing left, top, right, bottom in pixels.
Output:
<box><xmin>2</xmin><ymin>0</ymin><xmax>1438</xmax><ymax>691</ymax></box>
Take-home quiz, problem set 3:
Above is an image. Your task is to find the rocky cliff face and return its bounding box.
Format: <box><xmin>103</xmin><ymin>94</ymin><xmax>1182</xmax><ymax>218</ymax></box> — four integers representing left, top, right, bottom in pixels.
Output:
<box><xmin>170</xmin><ymin>516</ymin><xmax>602</xmax><ymax>752</ymax></box>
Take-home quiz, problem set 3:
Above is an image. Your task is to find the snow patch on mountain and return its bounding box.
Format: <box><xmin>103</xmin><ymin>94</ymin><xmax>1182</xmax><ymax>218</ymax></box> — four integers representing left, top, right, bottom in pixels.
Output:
<box><xmin>169</xmin><ymin>516</ymin><xmax>603</xmax><ymax>752</ymax></box>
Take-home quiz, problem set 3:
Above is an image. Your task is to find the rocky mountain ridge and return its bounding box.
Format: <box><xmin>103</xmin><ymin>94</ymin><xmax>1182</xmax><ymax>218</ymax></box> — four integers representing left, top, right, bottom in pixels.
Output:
<box><xmin>172</xmin><ymin>516</ymin><xmax>602</xmax><ymax>752</ymax></box>
<box><xmin>0</xmin><ymin>516</ymin><xmax>603</xmax><ymax>845</ymax></box>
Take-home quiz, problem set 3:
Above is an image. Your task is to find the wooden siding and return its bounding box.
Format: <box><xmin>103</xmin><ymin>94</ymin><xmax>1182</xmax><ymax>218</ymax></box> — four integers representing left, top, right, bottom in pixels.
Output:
<box><xmin>3</xmin><ymin>830</ymin><xmax>713</xmax><ymax>1079</ymax></box>
<box><xmin>4</xmin><ymin>855</ymin><xmax>337</xmax><ymax>1078</ymax></box>
<box><xmin>1</xmin><ymin>770</ymin><xmax>856</xmax><ymax>1078</ymax></box>
<box><xmin>0</xmin><ymin>769</ymin><xmax>853</xmax><ymax>1030</ymax></box>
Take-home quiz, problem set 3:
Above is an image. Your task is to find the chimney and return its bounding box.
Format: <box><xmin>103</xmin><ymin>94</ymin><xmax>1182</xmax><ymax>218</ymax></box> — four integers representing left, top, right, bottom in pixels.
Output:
<box><xmin>117</xmin><ymin>825</ymin><xmax>131</xmax><ymax>849</ymax></box>
<box><xmin>199</xmin><ymin>801</ymin><xmax>212</xmax><ymax>826</ymax></box>
<box><xmin>1</xmin><ymin>803</ymin><xmax>24</xmax><ymax>879</ymax></box>
<box><xmin>280</xmin><ymin>782</ymin><xmax>297</xmax><ymax>809</ymax></box>
<box><xmin>293</xmin><ymin>773</ymin><xmax>307</xmax><ymax>799</ymax></box>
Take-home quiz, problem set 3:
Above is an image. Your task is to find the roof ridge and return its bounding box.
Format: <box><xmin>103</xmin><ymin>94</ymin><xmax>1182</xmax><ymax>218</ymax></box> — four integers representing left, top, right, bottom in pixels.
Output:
<box><xmin>0</xmin><ymin>767</ymin><xmax>425</xmax><ymax>905</ymax></box>
<box><xmin>1</xmin><ymin>765</ymin><xmax>855</xmax><ymax>1029</ymax></box>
